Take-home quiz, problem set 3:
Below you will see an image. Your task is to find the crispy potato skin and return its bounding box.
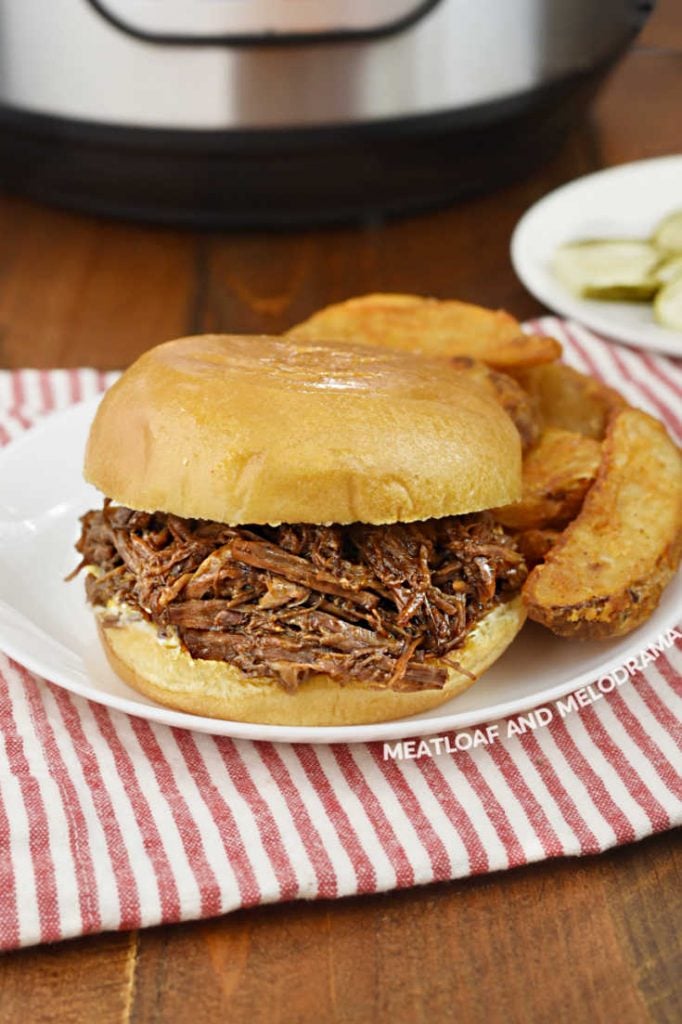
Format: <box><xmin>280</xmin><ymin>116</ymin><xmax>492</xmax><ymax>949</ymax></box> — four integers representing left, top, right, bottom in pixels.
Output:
<box><xmin>523</xmin><ymin>408</ymin><xmax>682</xmax><ymax>639</ymax></box>
<box><xmin>287</xmin><ymin>293</ymin><xmax>561</xmax><ymax>371</ymax></box>
<box><xmin>512</xmin><ymin>363</ymin><xmax>625</xmax><ymax>439</ymax></box>
<box><xmin>450</xmin><ymin>357</ymin><xmax>540</xmax><ymax>451</ymax></box>
<box><xmin>515</xmin><ymin>528</ymin><xmax>562</xmax><ymax>565</ymax></box>
<box><xmin>487</xmin><ymin>369</ymin><xmax>541</xmax><ymax>451</ymax></box>
<box><xmin>494</xmin><ymin>428</ymin><xmax>602</xmax><ymax>530</ymax></box>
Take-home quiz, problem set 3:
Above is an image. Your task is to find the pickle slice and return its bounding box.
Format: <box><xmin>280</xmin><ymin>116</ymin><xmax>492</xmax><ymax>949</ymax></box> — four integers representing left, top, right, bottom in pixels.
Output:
<box><xmin>553</xmin><ymin>240</ymin><xmax>660</xmax><ymax>301</ymax></box>
<box><xmin>654</xmin><ymin>275</ymin><xmax>682</xmax><ymax>332</ymax></box>
<box><xmin>656</xmin><ymin>254</ymin><xmax>682</xmax><ymax>285</ymax></box>
<box><xmin>653</xmin><ymin>209</ymin><xmax>682</xmax><ymax>255</ymax></box>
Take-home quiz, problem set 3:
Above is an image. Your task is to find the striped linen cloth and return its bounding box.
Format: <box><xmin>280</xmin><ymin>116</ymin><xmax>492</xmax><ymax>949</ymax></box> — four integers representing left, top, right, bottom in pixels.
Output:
<box><xmin>0</xmin><ymin>318</ymin><xmax>680</xmax><ymax>950</ymax></box>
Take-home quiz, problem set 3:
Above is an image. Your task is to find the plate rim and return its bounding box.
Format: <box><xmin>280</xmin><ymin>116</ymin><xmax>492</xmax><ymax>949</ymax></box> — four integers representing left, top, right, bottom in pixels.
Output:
<box><xmin>0</xmin><ymin>397</ymin><xmax>680</xmax><ymax>746</ymax></box>
<box><xmin>1</xmin><ymin>600</ymin><xmax>680</xmax><ymax>744</ymax></box>
<box><xmin>511</xmin><ymin>153</ymin><xmax>682</xmax><ymax>357</ymax></box>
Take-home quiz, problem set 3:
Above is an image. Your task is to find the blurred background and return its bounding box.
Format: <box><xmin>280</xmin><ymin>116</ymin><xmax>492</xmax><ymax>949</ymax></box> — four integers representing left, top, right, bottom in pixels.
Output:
<box><xmin>0</xmin><ymin>0</ymin><xmax>678</xmax><ymax>368</ymax></box>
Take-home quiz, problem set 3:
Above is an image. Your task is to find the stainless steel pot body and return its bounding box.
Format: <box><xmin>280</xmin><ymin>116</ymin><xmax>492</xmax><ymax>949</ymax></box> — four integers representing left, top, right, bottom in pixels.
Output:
<box><xmin>0</xmin><ymin>1</ymin><xmax>652</xmax><ymax>225</ymax></box>
<box><xmin>0</xmin><ymin>0</ymin><xmax>647</xmax><ymax>129</ymax></box>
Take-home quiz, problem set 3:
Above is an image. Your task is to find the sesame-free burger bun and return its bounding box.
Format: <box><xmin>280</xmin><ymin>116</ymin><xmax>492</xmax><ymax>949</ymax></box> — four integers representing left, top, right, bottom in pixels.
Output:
<box><xmin>98</xmin><ymin>596</ymin><xmax>525</xmax><ymax>726</ymax></box>
<box><xmin>85</xmin><ymin>334</ymin><xmax>521</xmax><ymax>526</ymax></box>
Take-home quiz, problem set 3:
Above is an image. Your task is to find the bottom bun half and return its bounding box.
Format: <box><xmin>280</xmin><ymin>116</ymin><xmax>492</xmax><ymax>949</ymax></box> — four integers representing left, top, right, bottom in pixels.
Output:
<box><xmin>98</xmin><ymin>597</ymin><xmax>526</xmax><ymax>727</ymax></box>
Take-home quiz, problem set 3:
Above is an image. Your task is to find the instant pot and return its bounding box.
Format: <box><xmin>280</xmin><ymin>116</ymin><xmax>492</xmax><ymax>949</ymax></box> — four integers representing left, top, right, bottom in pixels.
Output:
<box><xmin>0</xmin><ymin>1</ymin><xmax>653</xmax><ymax>226</ymax></box>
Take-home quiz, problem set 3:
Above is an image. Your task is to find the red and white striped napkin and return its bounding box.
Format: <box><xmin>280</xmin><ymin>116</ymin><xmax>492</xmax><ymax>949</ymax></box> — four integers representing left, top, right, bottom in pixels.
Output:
<box><xmin>0</xmin><ymin>319</ymin><xmax>680</xmax><ymax>951</ymax></box>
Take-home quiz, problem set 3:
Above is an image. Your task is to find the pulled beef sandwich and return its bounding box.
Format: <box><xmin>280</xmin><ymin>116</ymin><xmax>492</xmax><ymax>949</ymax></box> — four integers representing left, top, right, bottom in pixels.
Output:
<box><xmin>73</xmin><ymin>334</ymin><xmax>528</xmax><ymax>726</ymax></box>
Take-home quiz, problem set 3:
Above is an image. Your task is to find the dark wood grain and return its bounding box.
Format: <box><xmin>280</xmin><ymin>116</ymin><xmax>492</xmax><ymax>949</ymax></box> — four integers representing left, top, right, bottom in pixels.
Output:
<box><xmin>0</xmin><ymin>932</ymin><xmax>137</xmax><ymax>1024</ymax></box>
<box><xmin>196</xmin><ymin>131</ymin><xmax>596</xmax><ymax>342</ymax></box>
<box><xmin>593</xmin><ymin>50</ymin><xmax>682</xmax><ymax>165</ymax></box>
<box><xmin>0</xmin><ymin>200</ymin><xmax>197</xmax><ymax>368</ymax></box>
<box><xmin>639</xmin><ymin>2</ymin><xmax>682</xmax><ymax>49</ymax></box>
<box><xmin>0</xmin><ymin>1</ymin><xmax>680</xmax><ymax>1021</ymax></box>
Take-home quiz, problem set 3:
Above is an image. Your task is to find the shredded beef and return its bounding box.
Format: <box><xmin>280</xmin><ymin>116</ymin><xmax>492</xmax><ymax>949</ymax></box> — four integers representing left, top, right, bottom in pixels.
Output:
<box><xmin>73</xmin><ymin>502</ymin><xmax>526</xmax><ymax>693</ymax></box>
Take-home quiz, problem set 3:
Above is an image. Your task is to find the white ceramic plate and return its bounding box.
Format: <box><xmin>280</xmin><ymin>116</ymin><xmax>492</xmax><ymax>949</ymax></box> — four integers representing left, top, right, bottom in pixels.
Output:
<box><xmin>511</xmin><ymin>155</ymin><xmax>682</xmax><ymax>356</ymax></box>
<box><xmin>0</xmin><ymin>398</ymin><xmax>679</xmax><ymax>744</ymax></box>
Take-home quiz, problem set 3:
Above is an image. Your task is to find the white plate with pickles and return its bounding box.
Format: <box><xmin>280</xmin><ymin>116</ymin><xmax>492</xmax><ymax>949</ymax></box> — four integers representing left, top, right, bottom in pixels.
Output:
<box><xmin>511</xmin><ymin>155</ymin><xmax>682</xmax><ymax>356</ymax></box>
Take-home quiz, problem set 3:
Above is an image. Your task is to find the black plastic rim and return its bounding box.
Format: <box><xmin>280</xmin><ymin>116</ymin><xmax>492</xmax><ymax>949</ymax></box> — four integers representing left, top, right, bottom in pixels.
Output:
<box><xmin>0</xmin><ymin>61</ymin><xmax>621</xmax><ymax>229</ymax></box>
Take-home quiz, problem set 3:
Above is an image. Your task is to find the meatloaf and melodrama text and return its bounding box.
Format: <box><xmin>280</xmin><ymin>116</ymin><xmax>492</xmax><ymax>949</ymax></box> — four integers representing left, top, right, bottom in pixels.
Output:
<box><xmin>72</xmin><ymin>503</ymin><xmax>527</xmax><ymax>693</ymax></box>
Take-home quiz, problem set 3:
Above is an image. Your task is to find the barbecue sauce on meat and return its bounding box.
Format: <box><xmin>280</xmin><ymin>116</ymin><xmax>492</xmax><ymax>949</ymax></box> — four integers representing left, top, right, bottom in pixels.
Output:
<box><xmin>73</xmin><ymin>503</ymin><xmax>526</xmax><ymax>693</ymax></box>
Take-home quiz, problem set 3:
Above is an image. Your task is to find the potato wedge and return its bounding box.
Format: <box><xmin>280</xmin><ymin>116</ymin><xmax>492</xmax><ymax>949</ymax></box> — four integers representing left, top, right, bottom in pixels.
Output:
<box><xmin>287</xmin><ymin>293</ymin><xmax>561</xmax><ymax>371</ymax></box>
<box><xmin>512</xmin><ymin>362</ymin><xmax>625</xmax><ymax>439</ymax></box>
<box><xmin>495</xmin><ymin>428</ymin><xmax>602</xmax><ymax>530</ymax></box>
<box><xmin>515</xmin><ymin>528</ymin><xmax>562</xmax><ymax>565</ymax></box>
<box><xmin>523</xmin><ymin>408</ymin><xmax>682</xmax><ymax>639</ymax></box>
<box><xmin>450</xmin><ymin>357</ymin><xmax>540</xmax><ymax>451</ymax></box>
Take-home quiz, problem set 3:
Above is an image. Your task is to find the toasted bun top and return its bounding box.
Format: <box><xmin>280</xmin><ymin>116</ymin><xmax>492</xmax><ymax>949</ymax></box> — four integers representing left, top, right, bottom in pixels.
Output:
<box><xmin>85</xmin><ymin>334</ymin><xmax>521</xmax><ymax>525</ymax></box>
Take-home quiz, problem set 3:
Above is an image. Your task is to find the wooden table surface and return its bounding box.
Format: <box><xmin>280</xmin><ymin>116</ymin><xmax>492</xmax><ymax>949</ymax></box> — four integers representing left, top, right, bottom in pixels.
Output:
<box><xmin>1</xmin><ymin>4</ymin><xmax>681</xmax><ymax>1022</ymax></box>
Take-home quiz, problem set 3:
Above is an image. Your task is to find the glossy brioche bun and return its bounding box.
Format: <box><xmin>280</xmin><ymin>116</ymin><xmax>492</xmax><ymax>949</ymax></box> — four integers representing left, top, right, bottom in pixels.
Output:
<box><xmin>98</xmin><ymin>597</ymin><xmax>526</xmax><ymax>727</ymax></box>
<box><xmin>85</xmin><ymin>334</ymin><xmax>521</xmax><ymax>526</ymax></box>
